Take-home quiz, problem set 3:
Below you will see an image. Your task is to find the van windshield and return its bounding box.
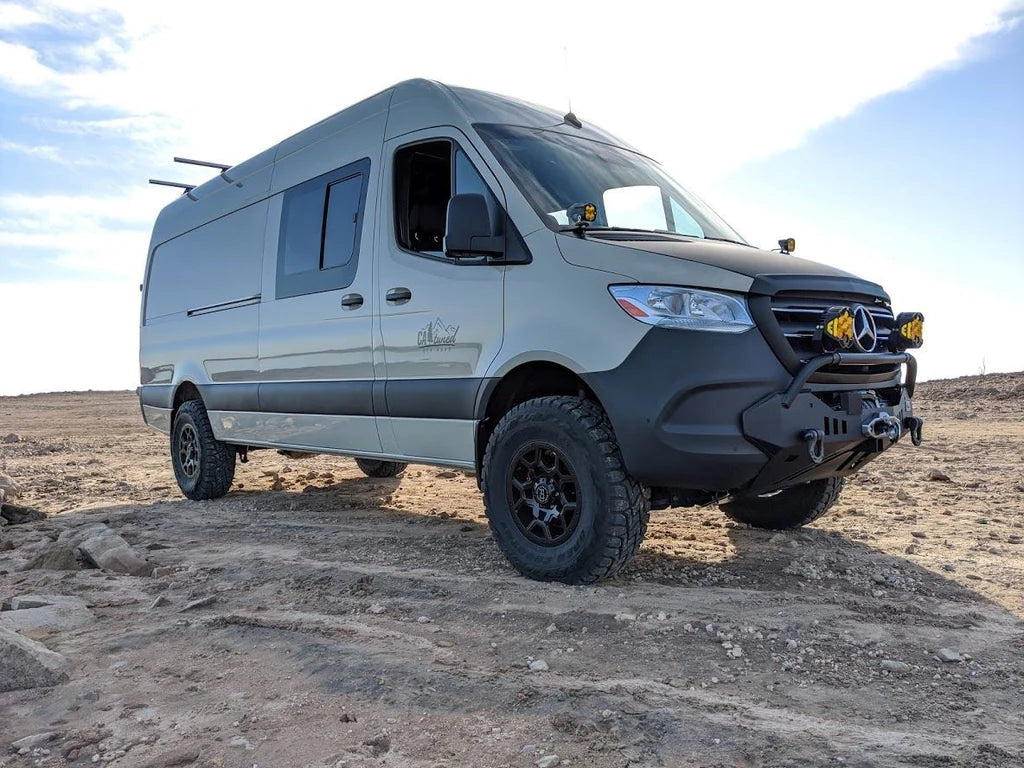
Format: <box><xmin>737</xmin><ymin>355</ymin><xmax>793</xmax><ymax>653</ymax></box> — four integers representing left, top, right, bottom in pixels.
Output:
<box><xmin>475</xmin><ymin>123</ymin><xmax>746</xmax><ymax>244</ymax></box>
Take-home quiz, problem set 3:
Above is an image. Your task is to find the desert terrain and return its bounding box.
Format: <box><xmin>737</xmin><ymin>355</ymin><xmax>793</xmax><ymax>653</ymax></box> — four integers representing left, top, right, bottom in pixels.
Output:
<box><xmin>1</xmin><ymin>374</ymin><xmax>1022</xmax><ymax>768</ymax></box>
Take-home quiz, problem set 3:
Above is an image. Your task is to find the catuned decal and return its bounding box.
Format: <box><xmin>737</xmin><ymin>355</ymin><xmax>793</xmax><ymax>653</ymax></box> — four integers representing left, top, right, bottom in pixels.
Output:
<box><xmin>417</xmin><ymin>317</ymin><xmax>460</xmax><ymax>348</ymax></box>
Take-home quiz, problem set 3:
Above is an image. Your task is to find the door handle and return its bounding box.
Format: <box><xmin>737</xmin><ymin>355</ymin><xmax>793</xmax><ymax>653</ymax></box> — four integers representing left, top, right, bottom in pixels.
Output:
<box><xmin>385</xmin><ymin>287</ymin><xmax>412</xmax><ymax>304</ymax></box>
<box><xmin>340</xmin><ymin>293</ymin><xmax>363</xmax><ymax>310</ymax></box>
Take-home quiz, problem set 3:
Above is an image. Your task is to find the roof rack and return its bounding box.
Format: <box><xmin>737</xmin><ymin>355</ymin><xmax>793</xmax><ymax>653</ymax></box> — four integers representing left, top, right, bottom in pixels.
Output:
<box><xmin>149</xmin><ymin>156</ymin><xmax>234</xmax><ymax>199</ymax></box>
<box><xmin>173</xmin><ymin>156</ymin><xmax>232</xmax><ymax>171</ymax></box>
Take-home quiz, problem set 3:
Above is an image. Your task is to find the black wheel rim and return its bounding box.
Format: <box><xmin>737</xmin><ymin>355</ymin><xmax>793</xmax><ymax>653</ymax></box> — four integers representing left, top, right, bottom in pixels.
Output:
<box><xmin>506</xmin><ymin>441</ymin><xmax>581</xmax><ymax>546</ymax></box>
<box><xmin>178</xmin><ymin>423</ymin><xmax>200</xmax><ymax>479</ymax></box>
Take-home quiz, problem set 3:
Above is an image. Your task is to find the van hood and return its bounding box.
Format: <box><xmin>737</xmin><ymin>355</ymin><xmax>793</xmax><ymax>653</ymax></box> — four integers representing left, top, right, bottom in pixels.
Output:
<box><xmin>556</xmin><ymin>233</ymin><xmax>889</xmax><ymax>299</ymax></box>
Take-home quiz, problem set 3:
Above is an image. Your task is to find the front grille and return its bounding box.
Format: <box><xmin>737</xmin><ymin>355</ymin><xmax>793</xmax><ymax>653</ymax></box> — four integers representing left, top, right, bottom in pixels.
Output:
<box><xmin>769</xmin><ymin>292</ymin><xmax>898</xmax><ymax>377</ymax></box>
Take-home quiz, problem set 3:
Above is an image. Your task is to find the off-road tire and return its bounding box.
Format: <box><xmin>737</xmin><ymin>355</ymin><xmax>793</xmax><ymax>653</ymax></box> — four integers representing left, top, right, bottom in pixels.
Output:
<box><xmin>481</xmin><ymin>396</ymin><xmax>649</xmax><ymax>584</ymax></box>
<box><xmin>171</xmin><ymin>399</ymin><xmax>236</xmax><ymax>500</ymax></box>
<box><xmin>355</xmin><ymin>458</ymin><xmax>408</xmax><ymax>478</ymax></box>
<box><xmin>720</xmin><ymin>477</ymin><xmax>844</xmax><ymax>530</ymax></box>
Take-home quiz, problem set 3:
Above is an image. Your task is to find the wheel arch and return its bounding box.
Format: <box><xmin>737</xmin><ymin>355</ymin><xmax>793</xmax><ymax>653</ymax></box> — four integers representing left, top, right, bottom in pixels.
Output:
<box><xmin>172</xmin><ymin>380</ymin><xmax>203</xmax><ymax>421</ymax></box>
<box><xmin>473</xmin><ymin>360</ymin><xmax>604</xmax><ymax>479</ymax></box>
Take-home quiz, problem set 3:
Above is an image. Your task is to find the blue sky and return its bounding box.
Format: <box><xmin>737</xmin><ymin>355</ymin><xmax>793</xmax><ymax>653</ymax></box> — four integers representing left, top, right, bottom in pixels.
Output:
<box><xmin>710</xmin><ymin>16</ymin><xmax>1024</xmax><ymax>379</ymax></box>
<box><xmin>0</xmin><ymin>1</ymin><xmax>1022</xmax><ymax>393</ymax></box>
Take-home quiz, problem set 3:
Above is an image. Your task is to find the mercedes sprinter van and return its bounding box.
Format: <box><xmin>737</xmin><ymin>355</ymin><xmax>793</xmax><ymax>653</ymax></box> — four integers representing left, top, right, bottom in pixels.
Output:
<box><xmin>139</xmin><ymin>79</ymin><xmax>925</xmax><ymax>583</ymax></box>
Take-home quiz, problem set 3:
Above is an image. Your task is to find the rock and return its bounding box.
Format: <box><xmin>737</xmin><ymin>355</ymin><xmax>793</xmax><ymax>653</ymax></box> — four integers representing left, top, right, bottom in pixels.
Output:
<box><xmin>23</xmin><ymin>545</ymin><xmax>83</xmax><ymax>571</ymax></box>
<box><xmin>1</xmin><ymin>503</ymin><xmax>45</xmax><ymax>525</ymax></box>
<box><xmin>895</xmin><ymin>490</ymin><xmax>916</xmax><ymax>505</ymax></box>
<box><xmin>76</xmin><ymin>531</ymin><xmax>150</xmax><ymax>576</ymax></box>
<box><xmin>144</xmin><ymin>747</ymin><xmax>200</xmax><ymax>767</ymax></box>
<box><xmin>0</xmin><ymin>594</ymin><xmax>94</xmax><ymax>635</ymax></box>
<box><xmin>528</xmin><ymin>659</ymin><xmax>549</xmax><ymax>672</ymax></box>
<box><xmin>728</xmin><ymin>645</ymin><xmax>743</xmax><ymax>658</ymax></box>
<box><xmin>229</xmin><ymin>736</ymin><xmax>253</xmax><ymax>750</ymax></box>
<box><xmin>0</xmin><ymin>470</ymin><xmax>23</xmax><ymax>498</ymax></box>
<box><xmin>536</xmin><ymin>755</ymin><xmax>561</xmax><ymax>768</ymax></box>
<box><xmin>545</xmin><ymin>623</ymin><xmax>558</xmax><ymax>634</ymax></box>
<box><xmin>56</xmin><ymin>523</ymin><xmax>112</xmax><ymax>549</ymax></box>
<box><xmin>936</xmin><ymin>647</ymin><xmax>962</xmax><ymax>663</ymax></box>
<box><xmin>926</xmin><ymin>469</ymin><xmax>951</xmax><ymax>482</ymax></box>
<box><xmin>416</xmin><ymin>615</ymin><xmax>432</xmax><ymax>623</ymax></box>
<box><xmin>367</xmin><ymin>604</ymin><xmax>386</xmax><ymax>614</ymax></box>
<box><xmin>11</xmin><ymin>732</ymin><xmax>58</xmax><ymax>750</ymax></box>
<box><xmin>149</xmin><ymin>595</ymin><xmax>170</xmax><ymax>609</ymax></box>
<box><xmin>904</xmin><ymin>543</ymin><xmax>920</xmax><ymax>555</ymax></box>
<box><xmin>363</xmin><ymin>732</ymin><xmax>391</xmax><ymax>756</ymax></box>
<box><xmin>180</xmin><ymin>595</ymin><xmax>216</xmax><ymax>611</ymax></box>
<box><xmin>0</xmin><ymin>625</ymin><xmax>70</xmax><ymax>691</ymax></box>
<box><xmin>151</xmin><ymin>566</ymin><xmax>174</xmax><ymax>578</ymax></box>
<box><xmin>2</xmin><ymin>432</ymin><xmax>21</xmax><ymax>444</ymax></box>
<box><xmin>910</xmin><ymin>530</ymin><xmax>928</xmax><ymax>539</ymax></box>
<box><xmin>880</xmin><ymin>659</ymin><xmax>911</xmax><ymax>673</ymax></box>
<box><xmin>614</xmin><ymin>612</ymin><xmax>637</xmax><ymax>622</ymax></box>
<box><xmin>942</xmin><ymin>563</ymin><xmax>956</xmax><ymax>573</ymax></box>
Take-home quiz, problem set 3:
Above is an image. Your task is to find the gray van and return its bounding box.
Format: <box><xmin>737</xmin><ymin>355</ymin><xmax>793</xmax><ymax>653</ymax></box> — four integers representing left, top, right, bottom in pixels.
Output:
<box><xmin>139</xmin><ymin>79</ymin><xmax>924</xmax><ymax>583</ymax></box>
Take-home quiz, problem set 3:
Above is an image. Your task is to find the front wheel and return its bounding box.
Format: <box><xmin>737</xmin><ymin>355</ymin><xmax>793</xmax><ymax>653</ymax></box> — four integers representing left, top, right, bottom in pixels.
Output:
<box><xmin>171</xmin><ymin>400</ymin><xmax>236</xmax><ymax>500</ymax></box>
<box><xmin>720</xmin><ymin>477</ymin><xmax>844</xmax><ymax>530</ymax></box>
<box><xmin>481</xmin><ymin>396</ymin><xmax>649</xmax><ymax>584</ymax></box>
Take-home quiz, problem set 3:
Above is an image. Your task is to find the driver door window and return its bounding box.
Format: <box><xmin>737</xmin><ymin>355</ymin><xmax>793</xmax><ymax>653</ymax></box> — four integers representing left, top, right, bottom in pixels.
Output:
<box><xmin>393</xmin><ymin>140</ymin><xmax>502</xmax><ymax>258</ymax></box>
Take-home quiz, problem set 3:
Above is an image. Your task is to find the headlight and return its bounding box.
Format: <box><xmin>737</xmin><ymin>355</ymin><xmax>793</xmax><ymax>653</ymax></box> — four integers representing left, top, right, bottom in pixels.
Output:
<box><xmin>609</xmin><ymin>285</ymin><xmax>753</xmax><ymax>333</ymax></box>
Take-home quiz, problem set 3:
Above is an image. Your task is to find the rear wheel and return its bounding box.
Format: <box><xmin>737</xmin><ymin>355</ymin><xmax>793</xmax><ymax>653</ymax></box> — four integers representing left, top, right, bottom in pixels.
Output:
<box><xmin>171</xmin><ymin>399</ymin><xmax>236</xmax><ymax>500</ymax></box>
<box><xmin>482</xmin><ymin>396</ymin><xmax>649</xmax><ymax>584</ymax></box>
<box><xmin>720</xmin><ymin>477</ymin><xmax>844</xmax><ymax>529</ymax></box>
<box><xmin>354</xmin><ymin>458</ymin><xmax>408</xmax><ymax>478</ymax></box>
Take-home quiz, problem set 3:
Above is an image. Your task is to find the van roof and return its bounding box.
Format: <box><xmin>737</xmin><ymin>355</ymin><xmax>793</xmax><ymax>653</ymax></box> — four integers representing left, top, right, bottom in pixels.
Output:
<box><xmin>149</xmin><ymin>79</ymin><xmax>632</xmax><ymax>248</ymax></box>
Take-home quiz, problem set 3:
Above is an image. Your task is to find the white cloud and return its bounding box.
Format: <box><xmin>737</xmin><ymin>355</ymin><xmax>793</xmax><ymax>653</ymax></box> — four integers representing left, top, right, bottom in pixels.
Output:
<box><xmin>0</xmin><ymin>192</ymin><xmax>157</xmax><ymax>279</ymax></box>
<box><xmin>4</xmin><ymin>1</ymin><xmax>1019</xmax><ymax>183</ymax></box>
<box><xmin>0</xmin><ymin>138</ymin><xmax>63</xmax><ymax>162</ymax></box>
<box><xmin>0</xmin><ymin>3</ymin><xmax>46</xmax><ymax>30</ymax></box>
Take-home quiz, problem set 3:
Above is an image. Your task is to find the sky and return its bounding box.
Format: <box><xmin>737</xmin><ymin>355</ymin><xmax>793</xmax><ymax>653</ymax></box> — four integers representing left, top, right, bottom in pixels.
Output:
<box><xmin>0</xmin><ymin>0</ymin><xmax>1022</xmax><ymax>395</ymax></box>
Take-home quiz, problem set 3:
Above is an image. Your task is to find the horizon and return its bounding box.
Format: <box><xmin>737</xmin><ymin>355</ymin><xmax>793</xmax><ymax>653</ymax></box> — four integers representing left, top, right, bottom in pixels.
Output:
<box><xmin>1</xmin><ymin>1</ymin><xmax>1023</xmax><ymax>395</ymax></box>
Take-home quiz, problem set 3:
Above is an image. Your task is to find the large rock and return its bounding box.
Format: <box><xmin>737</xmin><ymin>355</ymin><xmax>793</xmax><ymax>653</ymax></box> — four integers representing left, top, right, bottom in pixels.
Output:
<box><xmin>76</xmin><ymin>530</ymin><xmax>150</xmax><ymax>576</ymax></box>
<box><xmin>0</xmin><ymin>502</ymin><xmax>45</xmax><ymax>525</ymax></box>
<box><xmin>0</xmin><ymin>471</ymin><xmax>23</xmax><ymax>499</ymax></box>
<box><xmin>0</xmin><ymin>625</ymin><xmax>70</xmax><ymax>692</ymax></box>
<box><xmin>23</xmin><ymin>544</ymin><xmax>83</xmax><ymax>571</ymax></box>
<box><xmin>0</xmin><ymin>594</ymin><xmax>94</xmax><ymax>636</ymax></box>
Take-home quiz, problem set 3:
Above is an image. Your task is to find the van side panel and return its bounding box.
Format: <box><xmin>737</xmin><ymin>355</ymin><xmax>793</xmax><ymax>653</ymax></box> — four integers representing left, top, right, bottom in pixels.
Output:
<box><xmin>139</xmin><ymin>200</ymin><xmax>268</xmax><ymax>432</ymax></box>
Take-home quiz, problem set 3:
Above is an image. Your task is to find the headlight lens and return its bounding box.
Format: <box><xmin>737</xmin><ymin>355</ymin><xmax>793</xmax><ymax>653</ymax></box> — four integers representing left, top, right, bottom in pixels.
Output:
<box><xmin>609</xmin><ymin>285</ymin><xmax>753</xmax><ymax>333</ymax></box>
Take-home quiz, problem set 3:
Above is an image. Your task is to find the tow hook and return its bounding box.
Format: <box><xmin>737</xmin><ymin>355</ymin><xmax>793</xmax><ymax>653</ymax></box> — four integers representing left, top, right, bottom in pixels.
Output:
<box><xmin>862</xmin><ymin>414</ymin><xmax>902</xmax><ymax>442</ymax></box>
<box><xmin>801</xmin><ymin>428</ymin><xmax>825</xmax><ymax>465</ymax></box>
<box><xmin>904</xmin><ymin>416</ymin><xmax>924</xmax><ymax>446</ymax></box>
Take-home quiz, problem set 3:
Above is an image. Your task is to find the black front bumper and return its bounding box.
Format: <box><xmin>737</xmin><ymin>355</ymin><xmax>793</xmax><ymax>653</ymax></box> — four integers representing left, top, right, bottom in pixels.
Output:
<box><xmin>583</xmin><ymin>326</ymin><xmax>918</xmax><ymax>495</ymax></box>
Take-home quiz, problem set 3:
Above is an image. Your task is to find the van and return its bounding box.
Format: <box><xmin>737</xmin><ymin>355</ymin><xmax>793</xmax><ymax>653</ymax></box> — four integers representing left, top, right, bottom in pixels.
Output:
<box><xmin>139</xmin><ymin>79</ymin><xmax>925</xmax><ymax>583</ymax></box>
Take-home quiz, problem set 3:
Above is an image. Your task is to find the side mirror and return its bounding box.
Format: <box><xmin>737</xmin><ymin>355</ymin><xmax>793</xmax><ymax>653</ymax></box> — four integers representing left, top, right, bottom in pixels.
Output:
<box><xmin>444</xmin><ymin>193</ymin><xmax>505</xmax><ymax>258</ymax></box>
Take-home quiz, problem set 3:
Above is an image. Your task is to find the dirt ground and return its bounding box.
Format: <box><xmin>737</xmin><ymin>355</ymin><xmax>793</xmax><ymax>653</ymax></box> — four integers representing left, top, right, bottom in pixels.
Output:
<box><xmin>1</xmin><ymin>374</ymin><xmax>1022</xmax><ymax>768</ymax></box>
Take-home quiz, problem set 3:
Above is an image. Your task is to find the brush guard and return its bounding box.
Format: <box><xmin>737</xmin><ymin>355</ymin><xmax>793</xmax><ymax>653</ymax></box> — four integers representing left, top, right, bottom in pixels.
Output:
<box><xmin>742</xmin><ymin>352</ymin><xmax>921</xmax><ymax>492</ymax></box>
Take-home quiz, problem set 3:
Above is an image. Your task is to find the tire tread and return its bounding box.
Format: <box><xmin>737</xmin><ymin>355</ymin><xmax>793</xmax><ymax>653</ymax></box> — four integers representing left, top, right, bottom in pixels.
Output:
<box><xmin>481</xmin><ymin>396</ymin><xmax>649</xmax><ymax>584</ymax></box>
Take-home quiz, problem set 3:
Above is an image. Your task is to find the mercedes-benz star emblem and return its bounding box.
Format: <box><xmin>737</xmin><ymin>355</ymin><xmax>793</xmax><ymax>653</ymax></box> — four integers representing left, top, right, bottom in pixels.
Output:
<box><xmin>851</xmin><ymin>304</ymin><xmax>877</xmax><ymax>352</ymax></box>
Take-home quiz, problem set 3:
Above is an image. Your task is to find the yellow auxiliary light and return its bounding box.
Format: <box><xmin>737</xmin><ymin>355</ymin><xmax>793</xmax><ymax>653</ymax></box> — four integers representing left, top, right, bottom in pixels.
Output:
<box><xmin>583</xmin><ymin>203</ymin><xmax>597</xmax><ymax>222</ymax></box>
<box><xmin>820</xmin><ymin>306</ymin><xmax>855</xmax><ymax>350</ymax></box>
<box><xmin>891</xmin><ymin>311</ymin><xmax>924</xmax><ymax>350</ymax></box>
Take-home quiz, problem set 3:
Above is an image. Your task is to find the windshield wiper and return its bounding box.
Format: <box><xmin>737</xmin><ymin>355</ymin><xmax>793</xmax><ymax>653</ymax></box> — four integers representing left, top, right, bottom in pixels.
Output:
<box><xmin>699</xmin><ymin>235</ymin><xmax>751</xmax><ymax>247</ymax></box>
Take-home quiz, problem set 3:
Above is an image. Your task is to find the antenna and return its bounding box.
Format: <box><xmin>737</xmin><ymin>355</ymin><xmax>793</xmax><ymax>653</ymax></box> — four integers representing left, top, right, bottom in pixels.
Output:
<box><xmin>563</xmin><ymin>45</ymin><xmax>572</xmax><ymax>115</ymax></box>
<box><xmin>173</xmin><ymin>156</ymin><xmax>231</xmax><ymax>171</ymax></box>
<box><xmin>562</xmin><ymin>46</ymin><xmax>582</xmax><ymax>129</ymax></box>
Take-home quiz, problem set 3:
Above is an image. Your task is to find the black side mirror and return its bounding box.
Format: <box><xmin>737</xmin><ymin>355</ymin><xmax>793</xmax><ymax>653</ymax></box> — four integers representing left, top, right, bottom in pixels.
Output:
<box><xmin>444</xmin><ymin>193</ymin><xmax>505</xmax><ymax>258</ymax></box>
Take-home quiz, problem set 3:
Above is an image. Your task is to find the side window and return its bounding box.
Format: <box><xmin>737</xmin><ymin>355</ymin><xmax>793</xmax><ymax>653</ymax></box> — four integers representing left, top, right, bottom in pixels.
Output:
<box><xmin>277</xmin><ymin>157</ymin><xmax>369</xmax><ymax>299</ymax></box>
<box><xmin>394</xmin><ymin>140</ymin><xmax>502</xmax><ymax>257</ymax></box>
